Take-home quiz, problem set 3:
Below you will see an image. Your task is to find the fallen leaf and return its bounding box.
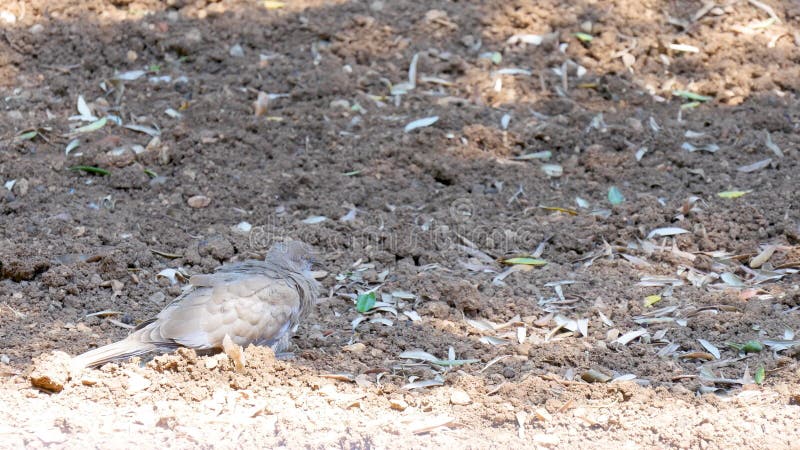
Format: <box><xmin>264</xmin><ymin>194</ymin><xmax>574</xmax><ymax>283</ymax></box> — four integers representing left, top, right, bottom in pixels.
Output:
<box><xmin>647</xmin><ymin>227</ymin><xmax>689</xmax><ymax>239</ymax></box>
<box><xmin>718</xmin><ymin>190</ymin><xmax>751</xmax><ymax>199</ymax></box>
<box><xmin>404</xmin><ymin>116</ymin><xmax>438</xmax><ymax>133</ymax></box>
<box><xmin>616</xmin><ymin>329</ymin><xmax>647</xmax><ymax>345</ymax></box>
<box><xmin>501</xmin><ymin>257</ymin><xmax>547</xmax><ymax>266</ymax></box>
<box><xmin>737</xmin><ymin>158</ymin><xmax>772</xmax><ymax>173</ymax></box>
<box><xmin>302</xmin><ymin>215</ymin><xmax>327</xmax><ymax>224</ymax></box>
<box><xmin>608</xmin><ymin>186</ymin><xmax>625</xmax><ymax>205</ymax></box>
<box><xmin>70</xmin><ymin>117</ymin><xmax>107</xmax><ymax>135</ymax></box>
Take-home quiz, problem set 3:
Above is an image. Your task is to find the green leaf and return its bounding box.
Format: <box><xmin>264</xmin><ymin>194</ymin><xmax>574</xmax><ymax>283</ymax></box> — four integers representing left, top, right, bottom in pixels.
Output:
<box><xmin>14</xmin><ymin>130</ymin><xmax>38</xmax><ymax>142</ymax></box>
<box><xmin>727</xmin><ymin>342</ymin><xmax>743</xmax><ymax>351</ymax></box>
<box><xmin>343</xmin><ymin>170</ymin><xmax>362</xmax><ymax>177</ymax></box>
<box><xmin>643</xmin><ymin>294</ymin><xmax>662</xmax><ymax>307</ymax></box>
<box><xmin>717</xmin><ymin>190</ymin><xmax>751</xmax><ymax>199</ymax></box>
<box><xmin>680</xmin><ymin>101</ymin><xmax>701</xmax><ymax>110</ymax></box>
<box><xmin>356</xmin><ymin>291</ymin><xmax>376</xmax><ymax>313</ymax></box>
<box><xmin>144</xmin><ymin>168</ymin><xmax>158</xmax><ymax>178</ymax></box>
<box><xmin>608</xmin><ymin>186</ymin><xmax>625</xmax><ymax>205</ymax></box>
<box><xmin>502</xmin><ymin>257</ymin><xmax>548</xmax><ymax>266</ymax></box>
<box><xmin>673</xmin><ymin>90</ymin><xmax>712</xmax><ymax>102</ymax></box>
<box><xmin>69</xmin><ymin>165</ymin><xmax>110</xmax><ymax>176</ymax></box>
<box><xmin>70</xmin><ymin>117</ymin><xmax>107</xmax><ymax>135</ymax></box>
<box><xmin>742</xmin><ymin>340</ymin><xmax>763</xmax><ymax>353</ymax></box>
<box><xmin>574</xmin><ymin>32</ymin><xmax>593</xmax><ymax>42</ymax></box>
<box><xmin>754</xmin><ymin>365</ymin><xmax>765</xmax><ymax>384</ymax></box>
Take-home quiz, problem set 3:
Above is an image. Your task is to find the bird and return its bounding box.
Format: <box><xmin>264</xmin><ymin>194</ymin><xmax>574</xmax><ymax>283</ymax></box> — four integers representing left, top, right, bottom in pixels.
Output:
<box><xmin>72</xmin><ymin>240</ymin><xmax>321</xmax><ymax>369</ymax></box>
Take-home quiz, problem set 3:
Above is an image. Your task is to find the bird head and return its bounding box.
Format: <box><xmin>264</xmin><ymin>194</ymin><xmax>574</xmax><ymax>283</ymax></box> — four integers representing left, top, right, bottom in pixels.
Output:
<box><xmin>266</xmin><ymin>240</ymin><xmax>317</xmax><ymax>272</ymax></box>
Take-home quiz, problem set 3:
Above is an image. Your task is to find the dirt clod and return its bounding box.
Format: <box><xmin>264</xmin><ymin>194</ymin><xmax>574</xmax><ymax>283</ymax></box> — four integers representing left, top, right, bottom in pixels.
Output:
<box><xmin>29</xmin><ymin>351</ymin><xmax>72</xmax><ymax>393</ymax></box>
<box><xmin>2</xmin><ymin>0</ymin><xmax>800</xmax><ymax>447</ymax></box>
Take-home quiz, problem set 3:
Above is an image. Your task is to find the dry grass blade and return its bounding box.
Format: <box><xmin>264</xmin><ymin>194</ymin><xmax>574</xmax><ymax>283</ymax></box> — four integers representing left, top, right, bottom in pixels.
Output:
<box><xmin>765</xmin><ymin>132</ymin><xmax>783</xmax><ymax>158</ymax></box>
<box><xmin>465</xmin><ymin>318</ymin><xmax>497</xmax><ymax>332</ymax></box>
<box><xmin>402</xmin><ymin>378</ymin><xmax>445</xmax><ymax>390</ymax></box>
<box><xmin>492</xmin><ymin>265</ymin><xmax>528</xmax><ymax>285</ymax></box>
<box><xmin>747</xmin><ymin>0</ymin><xmax>779</xmax><ymax>21</ymax></box>
<box><xmin>647</xmin><ymin>227</ymin><xmax>689</xmax><ymax>239</ymax></box>
<box><xmin>620</xmin><ymin>253</ymin><xmax>651</xmax><ymax>268</ymax></box>
<box><xmin>85</xmin><ymin>310</ymin><xmax>123</xmax><ymax>318</ymax></box>
<box><xmin>406</xmin><ymin>415</ymin><xmax>457</xmax><ymax>434</ymax></box>
<box><xmin>107</xmin><ymin>318</ymin><xmax>135</xmax><ymax>329</ymax></box>
<box><xmin>697</xmin><ymin>339</ymin><xmax>721</xmax><ymax>359</ymax></box>
<box><xmin>320</xmin><ymin>373</ymin><xmax>356</xmax><ymax>382</ymax></box>
<box><xmin>616</xmin><ymin>329</ymin><xmax>648</xmax><ymax>345</ymax></box>
<box><xmin>480</xmin><ymin>355</ymin><xmax>511</xmax><ymax>373</ymax></box>
<box><xmin>404</xmin><ymin>116</ymin><xmax>438</xmax><ymax>133</ymax></box>
<box><xmin>479</xmin><ymin>336</ymin><xmax>510</xmax><ymax>346</ymax></box>
<box><xmin>657</xmin><ymin>342</ymin><xmax>680</xmax><ymax>357</ymax></box>
<box><xmin>737</xmin><ymin>158</ymin><xmax>772</xmax><ymax>173</ymax></box>
<box><xmin>750</xmin><ymin>245</ymin><xmax>777</xmax><ymax>268</ymax></box>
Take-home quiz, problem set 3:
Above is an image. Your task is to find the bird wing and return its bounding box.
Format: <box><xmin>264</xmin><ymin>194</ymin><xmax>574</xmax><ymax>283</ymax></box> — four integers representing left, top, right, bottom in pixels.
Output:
<box><xmin>139</xmin><ymin>272</ymin><xmax>302</xmax><ymax>350</ymax></box>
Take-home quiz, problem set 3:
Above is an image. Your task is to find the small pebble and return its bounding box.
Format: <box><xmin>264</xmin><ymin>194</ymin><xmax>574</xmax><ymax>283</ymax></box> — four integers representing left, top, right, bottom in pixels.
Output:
<box><xmin>389</xmin><ymin>398</ymin><xmax>408</xmax><ymax>411</ymax></box>
<box><xmin>253</xmin><ymin>92</ymin><xmax>269</xmax><ymax>116</ymax></box>
<box><xmin>187</xmin><ymin>195</ymin><xmax>211</xmax><ymax>208</ymax></box>
<box><xmin>13</xmin><ymin>178</ymin><xmax>29</xmax><ymax>197</ymax></box>
<box><xmin>232</xmin><ymin>221</ymin><xmax>252</xmax><ymax>235</ymax></box>
<box><xmin>229</xmin><ymin>44</ymin><xmax>244</xmax><ymax>58</ymax></box>
<box><xmin>450</xmin><ymin>389</ymin><xmax>472</xmax><ymax>405</ymax></box>
<box><xmin>81</xmin><ymin>375</ymin><xmax>100</xmax><ymax>386</ymax></box>
<box><xmin>148</xmin><ymin>291</ymin><xmax>166</xmax><ymax>304</ymax></box>
<box><xmin>185</xmin><ymin>28</ymin><xmax>202</xmax><ymax>43</ymax></box>
<box><xmin>343</xmin><ymin>343</ymin><xmax>366</xmax><ymax>353</ymax></box>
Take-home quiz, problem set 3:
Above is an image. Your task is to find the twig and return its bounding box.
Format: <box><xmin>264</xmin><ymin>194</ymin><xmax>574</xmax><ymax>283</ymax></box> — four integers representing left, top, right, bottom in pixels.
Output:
<box><xmin>747</xmin><ymin>0</ymin><xmax>779</xmax><ymax>22</ymax></box>
<box><xmin>692</xmin><ymin>2</ymin><xmax>717</xmax><ymax>22</ymax></box>
<box><xmin>0</xmin><ymin>30</ymin><xmax>23</xmax><ymax>54</ymax></box>
<box><xmin>507</xmin><ymin>184</ymin><xmax>524</xmax><ymax>205</ymax></box>
<box><xmin>480</xmin><ymin>355</ymin><xmax>512</xmax><ymax>373</ymax></box>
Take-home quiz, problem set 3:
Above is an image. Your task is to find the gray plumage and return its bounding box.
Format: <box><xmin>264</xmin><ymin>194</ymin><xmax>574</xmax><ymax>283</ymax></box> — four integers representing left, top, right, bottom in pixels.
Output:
<box><xmin>73</xmin><ymin>241</ymin><xmax>320</xmax><ymax>368</ymax></box>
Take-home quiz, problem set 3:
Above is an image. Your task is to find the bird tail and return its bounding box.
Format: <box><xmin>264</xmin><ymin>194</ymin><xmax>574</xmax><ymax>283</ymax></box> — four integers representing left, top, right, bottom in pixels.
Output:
<box><xmin>71</xmin><ymin>337</ymin><xmax>157</xmax><ymax>368</ymax></box>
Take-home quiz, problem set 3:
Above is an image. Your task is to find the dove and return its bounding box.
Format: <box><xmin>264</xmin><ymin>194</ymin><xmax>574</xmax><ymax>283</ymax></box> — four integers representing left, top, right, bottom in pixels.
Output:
<box><xmin>72</xmin><ymin>240</ymin><xmax>320</xmax><ymax>369</ymax></box>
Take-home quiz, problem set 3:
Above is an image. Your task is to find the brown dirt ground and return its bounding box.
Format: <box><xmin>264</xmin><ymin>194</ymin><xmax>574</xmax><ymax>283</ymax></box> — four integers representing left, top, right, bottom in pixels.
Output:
<box><xmin>2</xmin><ymin>0</ymin><xmax>800</xmax><ymax>448</ymax></box>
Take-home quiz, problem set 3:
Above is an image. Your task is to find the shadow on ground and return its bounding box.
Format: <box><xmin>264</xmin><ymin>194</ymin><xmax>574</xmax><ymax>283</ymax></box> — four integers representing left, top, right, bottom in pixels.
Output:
<box><xmin>1</xmin><ymin>0</ymin><xmax>800</xmax><ymax>447</ymax></box>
